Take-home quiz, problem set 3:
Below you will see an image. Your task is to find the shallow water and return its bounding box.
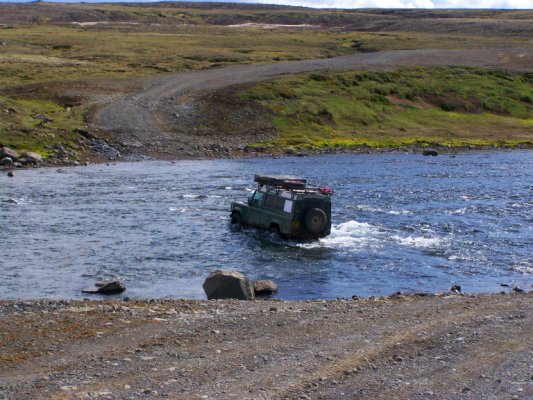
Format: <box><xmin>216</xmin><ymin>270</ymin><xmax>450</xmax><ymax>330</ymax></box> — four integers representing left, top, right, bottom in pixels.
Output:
<box><xmin>1</xmin><ymin>151</ymin><xmax>532</xmax><ymax>299</ymax></box>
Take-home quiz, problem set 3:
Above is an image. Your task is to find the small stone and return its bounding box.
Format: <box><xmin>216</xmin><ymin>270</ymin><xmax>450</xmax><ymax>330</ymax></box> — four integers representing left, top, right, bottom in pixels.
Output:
<box><xmin>512</xmin><ymin>286</ymin><xmax>524</xmax><ymax>293</ymax></box>
<box><xmin>450</xmin><ymin>285</ymin><xmax>461</xmax><ymax>293</ymax></box>
<box><xmin>7</xmin><ymin>171</ymin><xmax>14</xmax><ymax>177</ymax></box>
<box><xmin>252</xmin><ymin>279</ymin><xmax>278</xmax><ymax>296</ymax></box>
<box><xmin>82</xmin><ymin>280</ymin><xmax>126</xmax><ymax>295</ymax></box>
<box><xmin>393</xmin><ymin>354</ymin><xmax>403</xmax><ymax>362</ymax></box>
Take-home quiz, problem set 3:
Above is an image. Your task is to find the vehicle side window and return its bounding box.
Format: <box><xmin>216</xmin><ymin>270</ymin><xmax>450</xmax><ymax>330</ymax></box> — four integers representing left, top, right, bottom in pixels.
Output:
<box><xmin>251</xmin><ymin>191</ymin><xmax>265</xmax><ymax>205</ymax></box>
<box><xmin>264</xmin><ymin>194</ymin><xmax>286</xmax><ymax>211</ymax></box>
<box><xmin>264</xmin><ymin>194</ymin><xmax>276</xmax><ymax>208</ymax></box>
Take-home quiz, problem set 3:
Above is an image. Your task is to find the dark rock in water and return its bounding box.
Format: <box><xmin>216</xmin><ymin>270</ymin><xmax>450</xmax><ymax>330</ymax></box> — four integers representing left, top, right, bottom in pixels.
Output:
<box><xmin>1</xmin><ymin>157</ymin><xmax>13</xmax><ymax>166</ymax></box>
<box><xmin>7</xmin><ymin>171</ymin><xmax>14</xmax><ymax>177</ymax></box>
<box><xmin>450</xmin><ymin>285</ymin><xmax>461</xmax><ymax>293</ymax></box>
<box><xmin>1</xmin><ymin>147</ymin><xmax>18</xmax><ymax>161</ymax></box>
<box><xmin>422</xmin><ymin>149</ymin><xmax>439</xmax><ymax>156</ymax></box>
<box><xmin>203</xmin><ymin>270</ymin><xmax>255</xmax><ymax>300</ymax></box>
<box><xmin>512</xmin><ymin>286</ymin><xmax>524</xmax><ymax>293</ymax></box>
<box><xmin>82</xmin><ymin>281</ymin><xmax>126</xmax><ymax>295</ymax></box>
<box><xmin>252</xmin><ymin>279</ymin><xmax>278</xmax><ymax>296</ymax></box>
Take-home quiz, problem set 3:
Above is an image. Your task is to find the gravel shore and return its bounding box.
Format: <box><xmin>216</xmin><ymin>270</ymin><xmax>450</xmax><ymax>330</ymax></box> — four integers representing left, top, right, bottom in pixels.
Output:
<box><xmin>1</xmin><ymin>293</ymin><xmax>531</xmax><ymax>399</ymax></box>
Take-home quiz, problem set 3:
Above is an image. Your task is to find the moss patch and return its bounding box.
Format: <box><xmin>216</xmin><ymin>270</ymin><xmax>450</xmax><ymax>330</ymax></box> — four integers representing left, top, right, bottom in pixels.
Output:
<box><xmin>242</xmin><ymin>67</ymin><xmax>533</xmax><ymax>150</ymax></box>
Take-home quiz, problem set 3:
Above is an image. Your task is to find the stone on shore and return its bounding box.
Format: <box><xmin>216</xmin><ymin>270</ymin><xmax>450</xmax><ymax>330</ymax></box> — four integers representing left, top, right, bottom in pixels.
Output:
<box><xmin>1</xmin><ymin>147</ymin><xmax>18</xmax><ymax>160</ymax></box>
<box><xmin>22</xmin><ymin>151</ymin><xmax>43</xmax><ymax>164</ymax></box>
<box><xmin>203</xmin><ymin>270</ymin><xmax>255</xmax><ymax>300</ymax></box>
<box><xmin>1</xmin><ymin>157</ymin><xmax>14</xmax><ymax>166</ymax></box>
<box><xmin>82</xmin><ymin>281</ymin><xmax>126</xmax><ymax>295</ymax></box>
<box><xmin>253</xmin><ymin>279</ymin><xmax>278</xmax><ymax>296</ymax></box>
<box><xmin>422</xmin><ymin>149</ymin><xmax>439</xmax><ymax>156</ymax></box>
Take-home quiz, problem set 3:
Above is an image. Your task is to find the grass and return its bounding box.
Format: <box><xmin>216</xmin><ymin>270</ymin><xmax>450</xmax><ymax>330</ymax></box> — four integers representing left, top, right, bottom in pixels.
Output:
<box><xmin>0</xmin><ymin>3</ymin><xmax>531</xmax><ymax>157</ymax></box>
<box><xmin>0</xmin><ymin>95</ymin><xmax>86</xmax><ymax>157</ymax></box>
<box><xmin>242</xmin><ymin>67</ymin><xmax>533</xmax><ymax>150</ymax></box>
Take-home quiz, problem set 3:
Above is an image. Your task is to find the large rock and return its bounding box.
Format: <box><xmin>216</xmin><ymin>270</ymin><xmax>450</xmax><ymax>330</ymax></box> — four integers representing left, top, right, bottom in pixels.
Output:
<box><xmin>22</xmin><ymin>151</ymin><xmax>43</xmax><ymax>164</ymax></box>
<box><xmin>253</xmin><ymin>279</ymin><xmax>278</xmax><ymax>296</ymax></box>
<box><xmin>203</xmin><ymin>270</ymin><xmax>255</xmax><ymax>300</ymax></box>
<box><xmin>1</xmin><ymin>147</ymin><xmax>18</xmax><ymax>161</ymax></box>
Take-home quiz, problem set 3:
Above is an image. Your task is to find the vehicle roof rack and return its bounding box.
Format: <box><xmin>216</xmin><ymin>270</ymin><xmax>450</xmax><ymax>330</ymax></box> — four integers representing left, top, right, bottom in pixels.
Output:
<box><xmin>254</xmin><ymin>174</ymin><xmax>307</xmax><ymax>189</ymax></box>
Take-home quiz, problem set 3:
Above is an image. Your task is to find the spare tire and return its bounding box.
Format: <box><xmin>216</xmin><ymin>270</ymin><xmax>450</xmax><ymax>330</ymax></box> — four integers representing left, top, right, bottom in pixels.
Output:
<box><xmin>304</xmin><ymin>208</ymin><xmax>328</xmax><ymax>234</ymax></box>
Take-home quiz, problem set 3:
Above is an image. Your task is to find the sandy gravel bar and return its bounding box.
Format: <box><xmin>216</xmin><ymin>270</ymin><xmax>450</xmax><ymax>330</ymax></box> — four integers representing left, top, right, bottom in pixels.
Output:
<box><xmin>0</xmin><ymin>293</ymin><xmax>531</xmax><ymax>399</ymax></box>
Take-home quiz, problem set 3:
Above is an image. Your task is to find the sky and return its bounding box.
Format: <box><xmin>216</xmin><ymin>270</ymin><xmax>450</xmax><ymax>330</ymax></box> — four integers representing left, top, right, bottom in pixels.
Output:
<box><xmin>1</xmin><ymin>0</ymin><xmax>531</xmax><ymax>9</ymax></box>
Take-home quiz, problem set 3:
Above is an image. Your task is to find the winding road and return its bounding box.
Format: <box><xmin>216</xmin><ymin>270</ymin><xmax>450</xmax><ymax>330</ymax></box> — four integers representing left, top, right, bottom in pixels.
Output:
<box><xmin>92</xmin><ymin>48</ymin><xmax>532</xmax><ymax>154</ymax></box>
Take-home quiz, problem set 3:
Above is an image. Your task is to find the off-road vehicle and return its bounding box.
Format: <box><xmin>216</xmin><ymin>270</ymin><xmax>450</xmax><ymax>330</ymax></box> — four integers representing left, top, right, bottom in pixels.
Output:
<box><xmin>230</xmin><ymin>175</ymin><xmax>332</xmax><ymax>239</ymax></box>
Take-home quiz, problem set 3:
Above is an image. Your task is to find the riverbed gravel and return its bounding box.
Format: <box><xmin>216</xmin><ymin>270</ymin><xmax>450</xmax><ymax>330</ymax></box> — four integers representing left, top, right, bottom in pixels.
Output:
<box><xmin>1</xmin><ymin>293</ymin><xmax>531</xmax><ymax>399</ymax></box>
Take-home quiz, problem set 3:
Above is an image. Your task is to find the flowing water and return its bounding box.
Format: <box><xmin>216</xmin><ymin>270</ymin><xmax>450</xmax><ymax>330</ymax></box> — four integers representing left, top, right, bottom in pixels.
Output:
<box><xmin>1</xmin><ymin>151</ymin><xmax>532</xmax><ymax>299</ymax></box>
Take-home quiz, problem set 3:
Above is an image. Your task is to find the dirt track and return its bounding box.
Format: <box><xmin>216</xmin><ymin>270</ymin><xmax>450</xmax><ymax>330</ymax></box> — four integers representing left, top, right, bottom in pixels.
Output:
<box><xmin>92</xmin><ymin>49</ymin><xmax>533</xmax><ymax>158</ymax></box>
<box><xmin>0</xmin><ymin>293</ymin><xmax>531</xmax><ymax>399</ymax></box>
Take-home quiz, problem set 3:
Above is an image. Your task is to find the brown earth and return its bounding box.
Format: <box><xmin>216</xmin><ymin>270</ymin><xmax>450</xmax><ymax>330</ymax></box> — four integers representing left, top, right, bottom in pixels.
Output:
<box><xmin>0</xmin><ymin>293</ymin><xmax>531</xmax><ymax>399</ymax></box>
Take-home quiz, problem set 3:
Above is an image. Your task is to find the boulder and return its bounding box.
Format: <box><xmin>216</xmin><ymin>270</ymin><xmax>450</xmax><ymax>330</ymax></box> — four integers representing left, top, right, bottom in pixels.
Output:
<box><xmin>1</xmin><ymin>147</ymin><xmax>18</xmax><ymax>160</ymax></box>
<box><xmin>7</xmin><ymin>171</ymin><xmax>14</xmax><ymax>177</ymax></box>
<box><xmin>422</xmin><ymin>149</ymin><xmax>439</xmax><ymax>156</ymax></box>
<box><xmin>82</xmin><ymin>280</ymin><xmax>126</xmax><ymax>295</ymax></box>
<box><xmin>252</xmin><ymin>279</ymin><xmax>278</xmax><ymax>296</ymax></box>
<box><xmin>203</xmin><ymin>270</ymin><xmax>255</xmax><ymax>300</ymax></box>
<box><xmin>22</xmin><ymin>151</ymin><xmax>43</xmax><ymax>164</ymax></box>
<box><xmin>0</xmin><ymin>157</ymin><xmax>14</xmax><ymax>166</ymax></box>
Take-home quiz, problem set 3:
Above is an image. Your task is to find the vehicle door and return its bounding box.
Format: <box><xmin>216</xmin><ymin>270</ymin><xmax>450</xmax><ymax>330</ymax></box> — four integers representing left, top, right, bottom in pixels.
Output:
<box><xmin>247</xmin><ymin>190</ymin><xmax>266</xmax><ymax>227</ymax></box>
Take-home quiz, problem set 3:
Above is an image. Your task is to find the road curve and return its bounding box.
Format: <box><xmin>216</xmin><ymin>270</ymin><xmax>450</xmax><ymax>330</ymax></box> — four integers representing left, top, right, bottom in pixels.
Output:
<box><xmin>93</xmin><ymin>48</ymin><xmax>532</xmax><ymax>146</ymax></box>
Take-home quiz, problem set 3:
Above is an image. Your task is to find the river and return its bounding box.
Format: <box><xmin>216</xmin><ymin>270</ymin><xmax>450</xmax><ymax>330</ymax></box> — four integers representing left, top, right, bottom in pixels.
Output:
<box><xmin>1</xmin><ymin>151</ymin><xmax>532</xmax><ymax>299</ymax></box>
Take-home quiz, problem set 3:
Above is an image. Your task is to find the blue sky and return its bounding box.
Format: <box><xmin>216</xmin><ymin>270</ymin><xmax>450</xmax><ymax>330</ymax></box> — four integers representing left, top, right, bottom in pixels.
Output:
<box><xmin>1</xmin><ymin>0</ymin><xmax>531</xmax><ymax>9</ymax></box>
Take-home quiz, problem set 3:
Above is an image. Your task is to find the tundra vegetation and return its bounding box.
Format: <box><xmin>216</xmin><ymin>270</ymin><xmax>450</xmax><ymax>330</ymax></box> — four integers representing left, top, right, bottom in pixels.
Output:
<box><xmin>242</xmin><ymin>67</ymin><xmax>533</xmax><ymax>151</ymax></box>
<box><xmin>0</xmin><ymin>3</ymin><xmax>532</xmax><ymax>159</ymax></box>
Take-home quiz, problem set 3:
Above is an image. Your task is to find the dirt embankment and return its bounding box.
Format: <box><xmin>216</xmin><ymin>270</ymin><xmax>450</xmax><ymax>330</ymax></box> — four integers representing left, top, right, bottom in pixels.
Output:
<box><xmin>0</xmin><ymin>293</ymin><xmax>531</xmax><ymax>399</ymax></box>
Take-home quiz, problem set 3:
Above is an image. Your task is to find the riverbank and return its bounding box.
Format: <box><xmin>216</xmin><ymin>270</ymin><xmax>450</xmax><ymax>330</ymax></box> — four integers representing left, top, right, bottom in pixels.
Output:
<box><xmin>1</xmin><ymin>293</ymin><xmax>531</xmax><ymax>399</ymax></box>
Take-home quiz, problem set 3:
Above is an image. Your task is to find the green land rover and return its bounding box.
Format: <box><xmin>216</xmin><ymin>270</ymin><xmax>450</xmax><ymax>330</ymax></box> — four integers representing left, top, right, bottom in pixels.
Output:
<box><xmin>230</xmin><ymin>175</ymin><xmax>332</xmax><ymax>239</ymax></box>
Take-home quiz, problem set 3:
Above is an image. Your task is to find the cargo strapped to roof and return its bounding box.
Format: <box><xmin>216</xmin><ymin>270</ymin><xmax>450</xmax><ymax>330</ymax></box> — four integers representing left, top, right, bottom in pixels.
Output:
<box><xmin>254</xmin><ymin>174</ymin><xmax>307</xmax><ymax>189</ymax></box>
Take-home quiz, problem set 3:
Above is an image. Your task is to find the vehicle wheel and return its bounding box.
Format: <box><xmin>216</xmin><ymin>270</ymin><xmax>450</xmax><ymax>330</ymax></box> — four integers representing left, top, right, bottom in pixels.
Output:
<box><xmin>230</xmin><ymin>212</ymin><xmax>242</xmax><ymax>226</ymax></box>
<box><xmin>268</xmin><ymin>224</ymin><xmax>282</xmax><ymax>240</ymax></box>
<box><xmin>304</xmin><ymin>208</ymin><xmax>327</xmax><ymax>234</ymax></box>
<box><xmin>269</xmin><ymin>224</ymin><xmax>280</xmax><ymax>235</ymax></box>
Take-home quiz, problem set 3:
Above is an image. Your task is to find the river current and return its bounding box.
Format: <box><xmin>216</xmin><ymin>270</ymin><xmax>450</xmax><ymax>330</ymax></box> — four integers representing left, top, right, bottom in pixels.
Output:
<box><xmin>1</xmin><ymin>151</ymin><xmax>532</xmax><ymax>299</ymax></box>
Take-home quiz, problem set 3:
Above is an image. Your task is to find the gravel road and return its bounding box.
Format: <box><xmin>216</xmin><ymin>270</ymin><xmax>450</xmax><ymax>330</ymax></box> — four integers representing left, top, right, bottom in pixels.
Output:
<box><xmin>1</xmin><ymin>293</ymin><xmax>531</xmax><ymax>399</ymax></box>
<box><xmin>91</xmin><ymin>48</ymin><xmax>533</xmax><ymax>158</ymax></box>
